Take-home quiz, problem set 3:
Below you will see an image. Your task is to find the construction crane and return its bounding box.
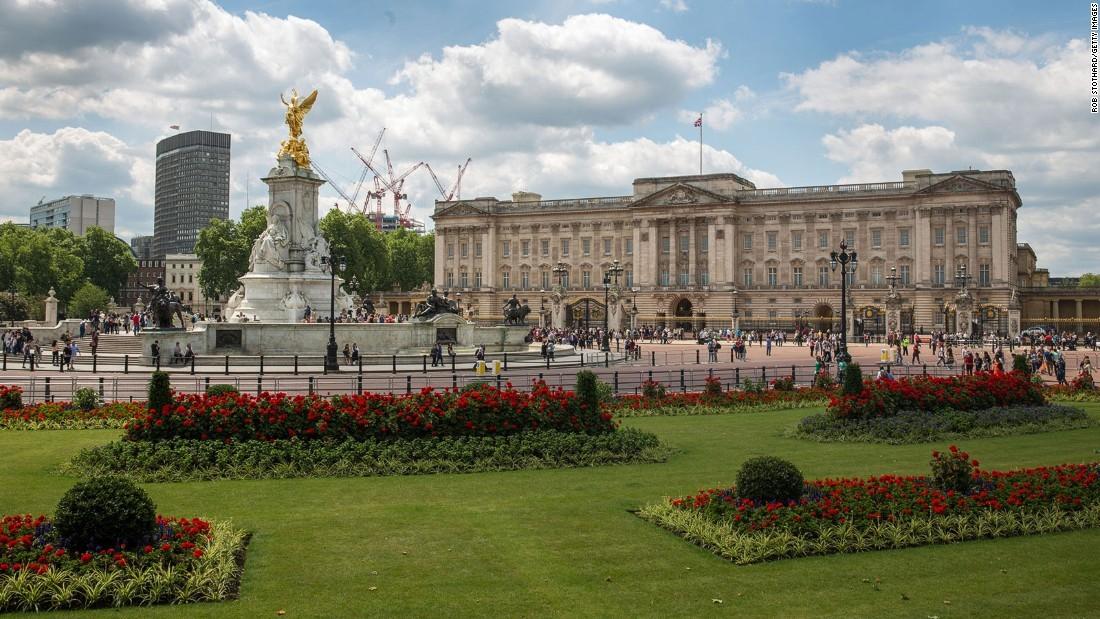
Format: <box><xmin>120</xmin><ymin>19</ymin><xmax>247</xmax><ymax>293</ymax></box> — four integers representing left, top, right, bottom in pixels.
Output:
<box><xmin>351</xmin><ymin>146</ymin><xmax>424</xmax><ymax>230</ymax></box>
<box><xmin>311</xmin><ymin>129</ymin><xmax>386</xmax><ymax>215</ymax></box>
<box><xmin>424</xmin><ymin>158</ymin><xmax>472</xmax><ymax>202</ymax></box>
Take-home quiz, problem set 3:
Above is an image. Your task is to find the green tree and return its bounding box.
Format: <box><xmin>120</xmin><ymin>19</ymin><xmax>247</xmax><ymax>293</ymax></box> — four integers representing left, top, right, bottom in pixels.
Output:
<box><xmin>68</xmin><ymin>282</ymin><xmax>110</xmax><ymax>319</ymax></box>
<box><xmin>16</xmin><ymin>230</ymin><xmax>85</xmax><ymax>301</ymax></box>
<box><xmin>385</xmin><ymin>227</ymin><xmax>427</xmax><ymax>291</ymax></box>
<box><xmin>319</xmin><ymin>209</ymin><xmax>391</xmax><ymax>292</ymax></box>
<box><xmin>1078</xmin><ymin>273</ymin><xmax>1100</xmax><ymax>288</ymax></box>
<box><xmin>78</xmin><ymin>226</ymin><xmax>136</xmax><ymax>298</ymax></box>
<box><xmin>195</xmin><ymin>206</ymin><xmax>268</xmax><ymax>300</ymax></box>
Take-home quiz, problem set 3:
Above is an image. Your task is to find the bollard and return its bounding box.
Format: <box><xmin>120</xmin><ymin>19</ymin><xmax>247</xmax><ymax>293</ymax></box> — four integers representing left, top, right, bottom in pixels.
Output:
<box><xmin>730</xmin><ymin>347</ymin><xmax>734</xmax><ymax>363</ymax></box>
<box><xmin>406</xmin><ymin>375</ymin><xmax>412</xmax><ymax>395</ymax></box>
<box><xmin>761</xmin><ymin>366</ymin><xmax>767</xmax><ymax>384</ymax></box>
<box><xmin>735</xmin><ymin>367</ymin><xmax>740</xmax><ymax>386</ymax></box>
<box><xmin>92</xmin><ymin>353</ymin><xmax>97</xmax><ymax>374</ymax></box>
<box><xmin>546</xmin><ymin>355</ymin><xmax>550</xmax><ymax>370</ymax></box>
<box><xmin>696</xmin><ymin>349</ymin><xmax>700</xmax><ymax>364</ymax></box>
<box><xmin>390</xmin><ymin>354</ymin><xmax>396</xmax><ymax>374</ymax></box>
<box><xmin>613</xmin><ymin>371</ymin><xmax>619</xmax><ymax>395</ymax></box>
<box><xmin>224</xmin><ymin>355</ymin><xmax>229</xmax><ymax>375</ymax></box>
<box><xmin>204</xmin><ymin>377</ymin><xmax>210</xmax><ymax>391</ymax></box>
<box><xmin>260</xmin><ymin>355</ymin><xmax>265</xmax><ymax>375</ymax></box>
<box><xmin>422</xmin><ymin>355</ymin><xmax>427</xmax><ymax>373</ymax></box>
<box><xmin>29</xmin><ymin>356</ymin><xmax>35</xmax><ymax>372</ymax></box>
<box><xmin>496</xmin><ymin>374</ymin><xmax>501</xmax><ymax>390</ymax></box>
<box><xmin>44</xmin><ymin>376</ymin><xmax>51</xmax><ymax>398</ymax></box>
<box><xmin>357</xmin><ymin>374</ymin><xmax>363</xmax><ymax>395</ymax></box>
<box><xmin>359</xmin><ymin>355</ymin><xmax>363</xmax><ymax>375</ymax></box>
<box><xmin>604</xmin><ymin>353</ymin><xmax>609</xmax><ymax>368</ymax></box>
<box><xmin>651</xmin><ymin>351</ymin><xmax>655</xmax><ymax>366</ymax></box>
<box><xmin>257</xmin><ymin>376</ymin><xmax>262</xmax><ymax>396</ymax></box>
<box><xmin>308</xmin><ymin>376</ymin><xmax>315</xmax><ymax>395</ymax></box>
<box><xmin>1</xmin><ymin>352</ymin><xmax>5</xmax><ymax>371</ymax></box>
<box><xmin>98</xmin><ymin>376</ymin><xmax>104</xmax><ymax>398</ymax></box>
<box><xmin>452</xmin><ymin>355</ymin><xmax>456</xmax><ymax>373</ymax></box>
<box><xmin>792</xmin><ymin>365</ymin><xmax>796</xmax><ymax>384</ymax></box>
<box><xmin>124</xmin><ymin>355</ymin><xmax>128</xmax><ymax>374</ymax></box>
<box><xmin>451</xmin><ymin>373</ymin><xmax>457</xmax><ymax>390</ymax></box>
<box><xmin>190</xmin><ymin>354</ymin><xmax>196</xmax><ymax>375</ymax></box>
<box><xmin>680</xmin><ymin>368</ymin><xmax>686</xmax><ymax>392</ymax></box>
<box><xmin>294</xmin><ymin>355</ymin><xmax>299</xmax><ymax>375</ymax></box>
<box><xmin>923</xmin><ymin>364</ymin><xmax>928</xmax><ymax>376</ymax></box>
<box><xmin>155</xmin><ymin>355</ymin><xmax>160</xmax><ymax>371</ymax></box>
<box><xmin>580</xmin><ymin>353</ymin><xmax>584</xmax><ymax>367</ymax></box>
<box><xmin>503</xmin><ymin>353</ymin><xmax>508</xmax><ymax>371</ymax></box>
<box><xmin>648</xmin><ymin>369</ymin><xmax>653</xmax><ymax>383</ymax></box>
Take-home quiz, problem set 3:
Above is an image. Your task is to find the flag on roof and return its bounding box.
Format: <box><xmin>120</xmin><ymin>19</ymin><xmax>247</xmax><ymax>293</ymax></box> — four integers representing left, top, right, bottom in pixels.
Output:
<box><xmin>693</xmin><ymin>115</ymin><xmax>702</xmax><ymax>128</ymax></box>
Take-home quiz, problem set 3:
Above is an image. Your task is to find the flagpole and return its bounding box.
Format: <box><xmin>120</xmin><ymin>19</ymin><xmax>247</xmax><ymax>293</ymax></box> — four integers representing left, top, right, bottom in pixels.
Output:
<box><xmin>698</xmin><ymin>112</ymin><xmax>703</xmax><ymax>175</ymax></box>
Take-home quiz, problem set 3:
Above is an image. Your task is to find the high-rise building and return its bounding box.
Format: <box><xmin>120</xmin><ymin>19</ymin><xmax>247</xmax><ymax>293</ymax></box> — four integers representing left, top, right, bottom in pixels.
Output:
<box><xmin>153</xmin><ymin>130</ymin><xmax>230</xmax><ymax>257</ymax></box>
<box><xmin>29</xmin><ymin>195</ymin><xmax>115</xmax><ymax>234</ymax></box>
<box><xmin>130</xmin><ymin>235</ymin><xmax>154</xmax><ymax>260</ymax></box>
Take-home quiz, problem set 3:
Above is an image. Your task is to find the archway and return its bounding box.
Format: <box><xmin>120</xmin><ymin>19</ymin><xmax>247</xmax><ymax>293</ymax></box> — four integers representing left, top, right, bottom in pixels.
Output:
<box><xmin>567</xmin><ymin>298</ymin><xmax>605</xmax><ymax>329</ymax></box>
<box><xmin>674</xmin><ymin>298</ymin><xmax>694</xmax><ymax>331</ymax></box>
<box><xmin>813</xmin><ymin>303</ymin><xmax>834</xmax><ymax>332</ymax></box>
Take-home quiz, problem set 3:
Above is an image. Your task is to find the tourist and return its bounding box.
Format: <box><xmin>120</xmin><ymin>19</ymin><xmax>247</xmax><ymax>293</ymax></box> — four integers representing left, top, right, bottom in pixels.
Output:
<box><xmin>184</xmin><ymin>343</ymin><xmax>194</xmax><ymax>361</ymax></box>
<box><xmin>69</xmin><ymin>340</ymin><xmax>79</xmax><ymax>370</ymax></box>
<box><xmin>151</xmin><ymin>340</ymin><xmax>160</xmax><ymax>366</ymax></box>
<box><xmin>172</xmin><ymin>342</ymin><xmax>184</xmax><ymax>365</ymax></box>
<box><xmin>1055</xmin><ymin>352</ymin><xmax>1067</xmax><ymax>386</ymax></box>
<box><xmin>351</xmin><ymin>343</ymin><xmax>360</xmax><ymax>365</ymax></box>
<box><xmin>1080</xmin><ymin>355</ymin><xmax>1094</xmax><ymax>375</ymax></box>
<box><xmin>342</xmin><ymin>343</ymin><xmax>351</xmax><ymax>365</ymax></box>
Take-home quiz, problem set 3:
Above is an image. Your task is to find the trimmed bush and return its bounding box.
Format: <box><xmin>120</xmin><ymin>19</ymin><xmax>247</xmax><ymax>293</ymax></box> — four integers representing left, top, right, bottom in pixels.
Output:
<box><xmin>1012</xmin><ymin>354</ymin><xmax>1031</xmax><ymax>374</ymax></box>
<box><xmin>735</xmin><ymin>456</ymin><xmax>804</xmax><ymax>504</ymax></box>
<box><xmin>72</xmin><ymin>387</ymin><xmax>101</xmax><ymax>411</ymax></box>
<box><xmin>53</xmin><ymin>477</ymin><xmax>157</xmax><ymax>551</ymax></box>
<box><xmin>205</xmin><ymin>383</ymin><xmax>239</xmax><ymax>397</ymax></box>
<box><xmin>641</xmin><ymin>379</ymin><xmax>666</xmax><ymax>399</ymax></box>
<box><xmin>842</xmin><ymin>362</ymin><xmax>863</xmax><ymax>396</ymax></box>
<box><xmin>812</xmin><ymin>371</ymin><xmax>836</xmax><ymax>390</ymax></box>
<box><xmin>147</xmin><ymin>371</ymin><xmax>173</xmax><ymax>413</ymax></box>
<box><xmin>575</xmin><ymin>370</ymin><xmax>601</xmax><ymax>412</ymax></box>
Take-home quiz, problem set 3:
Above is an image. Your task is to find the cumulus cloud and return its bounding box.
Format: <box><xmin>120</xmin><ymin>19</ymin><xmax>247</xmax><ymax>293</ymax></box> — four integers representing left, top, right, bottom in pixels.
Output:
<box><xmin>659</xmin><ymin>0</ymin><xmax>689</xmax><ymax>12</ymax></box>
<box><xmin>822</xmin><ymin>124</ymin><xmax>960</xmax><ymax>183</ymax></box>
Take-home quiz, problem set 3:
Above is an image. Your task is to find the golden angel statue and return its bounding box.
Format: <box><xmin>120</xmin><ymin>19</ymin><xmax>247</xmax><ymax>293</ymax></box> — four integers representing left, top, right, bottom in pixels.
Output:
<box><xmin>277</xmin><ymin>88</ymin><xmax>318</xmax><ymax>168</ymax></box>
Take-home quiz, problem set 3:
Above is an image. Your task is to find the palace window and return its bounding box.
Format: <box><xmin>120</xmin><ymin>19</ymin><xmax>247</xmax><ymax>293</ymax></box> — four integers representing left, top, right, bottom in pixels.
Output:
<box><xmin>899</xmin><ymin>228</ymin><xmax>910</xmax><ymax>247</ymax></box>
<box><xmin>792</xmin><ymin>231</ymin><xmax>802</xmax><ymax>251</ymax></box>
<box><xmin>661</xmin><ymin>236</ymin><xmax>670</xmax><ymax>254</ymax></box>
<box><xmin>625</xmin><ymin>270</ymin><xmax>634</xmax><ymax>287</ymax></box>
<box><xmin>446</xmin><ymin>272</ymin><xmax>454</xmax><ymax>288</ymax></box>
<box><xmin>561</xmin><ymin>239</ymin><xmax>570</xmax><ymax>257</ymax></box>
<box><xmin>520</xmin><ymin>271</ymin><xmax>529</xmax><ymax>289</ymax></box>
<box><xmin>844</xmin><ymin>229</ymin><xmax>855</xmax><ymax>246</ymax></box>
<box><xmin>818</xmin><ymin>266</ymin><xmax>829</xmax><ymax>287</ymax></box>
<box><xmin>460</xmin><ymin>271</ymin><xmax>468</xmax><ymax>288</ymax></box>
<box><xmin>541</xmin><ymin>271</ymin><xmax>550</xmax><ymax>289</ymax></box>
<box><xmin>818</xmin><ymin>230</ymin><xmax>829</xmax><ymax>249</ymax></box>
<box><xmin>582</xmin><ymin>238</ymin><xmax>591</xmax><ymax>256</ymax></box>
<box><xmin>502</xmin><ymin>241</ymin><xmax>510</xmax><ymax>257</ymax></box>
<box><xmin>934</xmin><ymin>227</ymin><xmax>945</xmax><ymax>246</ymax></box>
<box><xmin>698</xmin><ymin>271</ymin><xmax>708</xmax><ymax>285</ymax></box>
<box><xmin>792</xmin><ymin>266</ymin><xmax>803</xmax><ymax>287</ymax></box>
<box><xmin>502</xmin><ymin>271</ymin><xmax>510</xmax><ymax>289</ymax></box>
<box><xmin>700</xmin><ymin>236</ymin><xmax>708</xmax><ymax>253</ymax></box>
<box><xmin>899</xmin><ymin>264</ymin><xmax>910</xmax><ymax>285</ymax></box>
<box><xmin>582</xmin><ymin>271</ymin><xmax>591</xmax><ymax>288</ymax></box>
<box><xmin>767</xmin><ymin>266</ymin><xmax>777</xmax><ymax>287</ymax></box>
<box><xmin>447</xmin><ymin>243</ymin><xmax>454</xmax><ymax>258</ymax></box>
<box><xmin>660</xmin><ymin>271</ymin><xmax>670</xmax><ymax>286</ymax></box>
<box><xmin>679</xmin><ymin>233</ymin><xmax>689</xmax><ymax>253</ymax></box>
<box><xmin>624</xmin><ymin>238</ymin><xmax>633</xmax><ymax>255</ymax></box>
<box><xmin>460</xmin><ymin>243</ymin><xmax>468</xmax><ymax>258</ymax></box>
<box><xmin>474</xmin><ymin>271</ymin><xmax>482</xmax><ymax>288</ymax></box>
<box><xmin>871</xmin><ymin>265</ymin><xmax>883</xmax><ymax>285</ymax></box>
<box><xmin>679</xmin><ymin>270</ymin><xmax>689</xmax><ymax>286</ymax></box>
<box><xmin>956</xmin><ymin>226</ymin><xmax>967</xmax><ymax>245</ymax></box>
<box><xmin>743</xmin><ymin>233</ymin><xmax>753</xmax><ymax>250</ymax></box>
<box><xmin>562</xmin><ymin>272</ymin><xmax>570</xmax><ymax>288</ymax></box>
<box><xmin>933</xmin><ymin>263</ymin><xmax>945</xmax><ymax>284</ymax></box>
<box><xmin>871</xmin><ymin>228</ymin><xmax>882</xmax><ymax>248</ymax></box>
<box><xmin>522</xmin><ymin>239</ymin><xmax>530</xmax><ymax>256</ymax></box>
<box><xmin>979</xmin><ymin>263</ymin><xmax>990</xmax><ymax>286</ymax></box>
<box><xmin>540</xmin><ymin>239</ymin><xmax>549</xmax><ymax>256</ymax></box>
<box><xmin>767</xmin><ymin>231</ymin><xmax>777</xmax><ymax>251</ymax></box>
<box><xmin>603</xmin><ymin>238</ymin><xmax>612</xmax><ymax>256</ymax></box>
<box><xmin>979</xmin><ymin>225</ymin><xmax>990</xmax><ymax>244</ymax></box>
<box><xmin>743</xmin><ymin>267</ymin><xmax>753</xmax><ymax>286</ymax></box>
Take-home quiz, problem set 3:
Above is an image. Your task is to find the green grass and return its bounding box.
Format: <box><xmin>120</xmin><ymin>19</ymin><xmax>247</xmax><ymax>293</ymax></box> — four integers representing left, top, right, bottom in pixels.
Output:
<box><xmin>3</xmin><ymin>404</ymin><xmax>1100</xmax><ymax>617</ymax></box>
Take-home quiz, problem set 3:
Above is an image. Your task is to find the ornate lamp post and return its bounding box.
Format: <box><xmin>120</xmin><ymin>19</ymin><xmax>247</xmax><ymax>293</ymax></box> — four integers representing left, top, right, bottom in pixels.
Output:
<box><xmin>601</xmin><ymin>273</ymin><xmax>611</xmax><ymax>351</ymax></box>
<box><xmin>730</xmin><ymin>286</ymin><xmax>740</xmax><ymax>333</ymax></box>
<box><xmin>829</xmin><ymin>240</ymin><xmax>858</xmax><ymax>365</ymax></box>
<box><xmin>552</xmin><ymin>262</ymin><xmax>568</xmax><ymax>291</ymax></box>
<box><xmin>630</xmin><ymin>286</ymin><xmax>639</xmax><ymax>332</ymax></box>
<box><xmin>455</xmin><ymin>292</ymin><xmax>463</xmax><ymax>318</ymax></box>
<box><xmin>320</xmin><ymin>253</ymin><xmax>346</xmax><ymax>371</ymax></box>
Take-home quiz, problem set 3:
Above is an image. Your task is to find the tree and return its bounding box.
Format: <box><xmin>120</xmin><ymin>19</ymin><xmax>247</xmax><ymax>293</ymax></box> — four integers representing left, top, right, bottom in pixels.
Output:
<box><xmin>78</xmin><ymin>226</ymin><xmax>136</xmax><ymax>298</ymax></box>
<box><xmin>68</xmin><ymin>282</ymin><xmax>110</xmax><ymax>320</ymax></box>
<box><xmin>1079</xmin><ymin>273</ymin><xmax>1100</xmax><ymax>288</ymax></box>
<box><xmin>385</xmin><ymin>227</ymin><xmax>427</xmax><ymax>291</ymax></box>
<box><xmin>16</xmin><ymin>231</ymin><xmax>85</xmax><ymax>301</ymax></box>
<box><xmin>318</xmin><ymin>210</ymin><xmax>391</xmax><ymax>292</ymax></box>
<box><xmin>195</xmin><ymin>206</ymin><xmax>268</xmax><ymax>300</ymax></box>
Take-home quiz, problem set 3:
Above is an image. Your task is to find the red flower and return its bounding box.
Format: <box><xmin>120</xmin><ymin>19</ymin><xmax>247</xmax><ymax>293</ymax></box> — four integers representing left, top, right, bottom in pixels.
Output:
<box><xmin>80</xmin><ymin>552</ymin><xmax>92</xmax><ymax>563</ymax></box>
<box><xmin>193</xmin><ymin>549</ymin><xmax>203</xmax><ymax>558</ymax></box>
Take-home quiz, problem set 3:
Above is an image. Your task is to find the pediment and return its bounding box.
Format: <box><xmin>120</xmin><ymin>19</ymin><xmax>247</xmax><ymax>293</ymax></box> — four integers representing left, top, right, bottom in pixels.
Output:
<box><xmin>632</xmin><ymin>182</ymin><xmax>730</xmax><ymax>208</ymax></box>
<box><xmin>917</xmin><ymin>175</ymin><xmax>1002</xmax><ymax>195</ymax></box>
<box><xmin>434</xmin><ymin>202</ymin><xmax>489</xmax><ymax>218</ymax></box>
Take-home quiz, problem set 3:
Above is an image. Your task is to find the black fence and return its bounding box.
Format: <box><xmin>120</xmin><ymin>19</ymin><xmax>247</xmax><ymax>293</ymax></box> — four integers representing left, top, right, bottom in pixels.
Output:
<box><xmin>6</xmin><ymin>362</ymin><xmax>968</xmax><ymax>405</ymax></box>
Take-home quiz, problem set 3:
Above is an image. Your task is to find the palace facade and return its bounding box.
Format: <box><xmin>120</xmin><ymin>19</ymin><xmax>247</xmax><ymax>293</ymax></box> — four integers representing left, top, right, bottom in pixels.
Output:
<box><xmin>429</xmin><ymin>169</ymin><xmax>1098</xmax><ymax>337</ymax></box>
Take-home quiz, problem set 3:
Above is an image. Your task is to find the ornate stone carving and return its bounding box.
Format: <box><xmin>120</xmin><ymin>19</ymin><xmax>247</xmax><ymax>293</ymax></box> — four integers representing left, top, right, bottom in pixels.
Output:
<box><xmin>667</xmin><ymin>187</ymin><xmax>698</xmax><ymax>205</ymax></box>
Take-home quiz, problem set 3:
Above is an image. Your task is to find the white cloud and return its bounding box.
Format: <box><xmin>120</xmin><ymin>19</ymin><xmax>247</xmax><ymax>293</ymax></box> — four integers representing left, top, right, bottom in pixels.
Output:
<box><xmin>821</xmin><ymin>124</ymin><xmax>959</xmax><ymax>183</ymax></box>
<box><xmin>659</xmin><ymin>0</ymin><xmax>689</xmax><ymax>12</ymax></box>
<box><xmin>678</xmin><ymin>98</ymin><xmax>742</xmax><ymax>131</ymax></box>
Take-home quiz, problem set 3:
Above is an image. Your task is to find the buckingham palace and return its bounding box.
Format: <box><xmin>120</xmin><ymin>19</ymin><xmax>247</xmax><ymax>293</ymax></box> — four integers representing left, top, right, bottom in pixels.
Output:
<box><xmin>429</xmin><ymin>168</ymin><xmax>1099</xmax><ymax>337</ymax></box>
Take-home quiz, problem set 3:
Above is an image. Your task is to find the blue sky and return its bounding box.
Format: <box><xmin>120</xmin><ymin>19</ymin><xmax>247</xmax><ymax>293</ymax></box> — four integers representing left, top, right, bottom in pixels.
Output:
<box><xmin>0</xmin><ymin>0</ymin><xmax>1095</xmax><ymax>273</ymax></box>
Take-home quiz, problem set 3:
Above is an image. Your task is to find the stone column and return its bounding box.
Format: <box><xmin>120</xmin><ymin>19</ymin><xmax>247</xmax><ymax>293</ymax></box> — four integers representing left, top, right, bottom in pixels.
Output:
<box><xmin>687</xmin><ymin>220</ymin><xmax>697</xmax><ymax>285</ymax></box>
<box><xmin>1076</xmin><ymin>299</ymin><xmax>1083</xmax><ymax>329</ymax></box>
<box><xmin>44</xmin><ymin>288</ymin><xmax>59</xmax><ymax>326</ymax></box>
<box><xmin>434</xmin><ymin>228</ymin><xmax>446</xmax><ymax>288</ymax></box>
<box><xmin>706</xmin><ymin>220</ymin><xmax>717</xmax><ymax>287</ymax></box>
<box><xmin>632</xmin><ymin>222</ymin><xmax>642</xmax><ymax>287</ymax></box>
<box><xmin>1052</xmin><ymin>300</ymin><xmax>1059</xmax><ymax>320</ymax></box>
<box><xmin>885</xmin><ymin>293</ymin><xmax>902</xmax><ymax>339</ymax></box>
<box><xmin>991</xmin><ymin>206</ymin><xmax>1003</xmax><ymax>284</ymax></box>
<box><xmin>724</xmin><ymin>217</ymin><xmax>735</xmax><ymax>285</ymax></box>
<box><xmin>651</xmin><ymin>219</ymin><xmax>661</xmax><ymax>286</ymax></box>
<box><xmin>483</xmin><ymin>226</ymin><xmax>496</xmax><ymax>289</ymax></box>
<box><xmin>915</xmin><ymin>208</ymin><xmax>931</xmax><ymax>283</ymax></box>
<box><xmin>668</xmin><ymin>221</ymin><xmax>678</xmax><ymax>286</ymax></box>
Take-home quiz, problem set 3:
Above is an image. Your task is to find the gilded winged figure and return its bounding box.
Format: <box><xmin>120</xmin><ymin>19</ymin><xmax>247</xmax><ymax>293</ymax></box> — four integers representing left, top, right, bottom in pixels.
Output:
<box><xmin>280</xmin><ymin>88</ymin><xmax>317</xmax><ymax>139</ymax></box>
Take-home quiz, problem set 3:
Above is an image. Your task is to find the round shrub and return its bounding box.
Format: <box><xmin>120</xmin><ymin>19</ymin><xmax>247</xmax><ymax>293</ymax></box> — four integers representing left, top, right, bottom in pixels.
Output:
<box><xmin>72</xmin><ymin>387</ymin><xmax>101</xmax><ymax>411</ymax></box>
<box><xmin>205</xmin><ymin>384</ymin><xmax>239</xmax><ymax>397</ymax></box>
<box><xmin>53</xmin><ymin>477</ymin><xmax>157</xmax><ymax>551</ymax></box>
<box><xmin>736</xmin><ymin>456</ymin><xmax>805</xmax><ymax>504</ymax></box>
<box><xmin>842</xmin><ymin>362</ymin><xmax>864</xmax><ymax>396</ymax></box>
<box><xmin>575</xmin><ymin>370</ymin><xmax>602</xmax><ymax>411</ymax></box>
<box><xmin>147</xmin><ymin>371</ymin><xmax>173</xmax><ymax>413</ymax></box>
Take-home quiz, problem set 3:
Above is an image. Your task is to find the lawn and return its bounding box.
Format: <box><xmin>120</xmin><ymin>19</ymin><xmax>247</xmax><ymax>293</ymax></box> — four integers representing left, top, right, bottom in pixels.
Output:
<box><xmin>3</xmin><ymin>404</ymin><xmax>1100</xmax><ymax>617</ymax></box>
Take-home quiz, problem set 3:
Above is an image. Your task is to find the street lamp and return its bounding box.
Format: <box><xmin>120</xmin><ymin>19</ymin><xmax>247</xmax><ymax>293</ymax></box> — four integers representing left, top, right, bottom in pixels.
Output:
<box><xmin>954</xmin><ymin>264</ymin><xmax>972</xmax><ymax>292</ymax></box>
<box><xmin>320</xmin><ymin>253</ymin><xmax>346</xmax><ymax>371</ymax></box>
<box><xmin>730</xmin><ymin>286</ymin><xmax>740</xmax><ymax>332</ymax></box>
<box><xmin>455</xmin><ymin>292</ymin><xmax>462</xmax><ymax>317</ymax></box>
<box><xmin>630</xmin><ymin>286</ymin><xmax>639</xmax><ymax>332</ymax></box>
<box><xmin>602</xmin><ymin>261</ymin><xmax>624</xmax><ymax>351</ymax></box>
<box><xmin>885</xmin><ymin>266</ymin><xmax>900</xmax><ymax>291</ymax></box>
<box><xmin>829</xmin><ymin>240</ymin><xmax>858</xmax><ymax>365</ymax></box>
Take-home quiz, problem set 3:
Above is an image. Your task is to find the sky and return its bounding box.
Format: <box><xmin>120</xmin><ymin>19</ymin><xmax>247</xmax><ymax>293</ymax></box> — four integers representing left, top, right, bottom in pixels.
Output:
<box><xmin>0</xmin><ymin>0</ymin><xmax>1096</xmax><ymax>274</ymax></box>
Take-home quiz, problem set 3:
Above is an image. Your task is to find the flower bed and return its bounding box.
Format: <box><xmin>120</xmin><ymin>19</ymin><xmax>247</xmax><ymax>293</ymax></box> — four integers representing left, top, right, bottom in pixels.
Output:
<box><xmin>827</xmin><ymin>372</ymin><xmax>1044</xmax><ymax>420</ymax></box>
<box><xmin>611</xmin><ymin>383</ymin><xmax>830</xmax><ymax>417</ymax></box>
<box><xmin>796</xmin><ymin>404</ymin><xmax>1092</xmax><ymax>444</ymax></box>
<box><xmin>126</xmin><ymin>382</ymin><xmax>614</xmax><ymax>442</ymax></box>
<box><xmin>68</xmin><ymin>429</ymin><xmax>669</xmax><ymax>482</ymax></box>
<box><xmin>2</xmin><ymin>401</ymin><xmax>143</xmax><ymax>430</ymax></box>
<box><xmin>0</xmin><ymin>514</ymin><xmax>247</xmax><ymax>611</ymax></box>
<box><xmin>639</xmin><ymin>451</ymin><xmax>1100</xmax><ymax>565</ymax></box>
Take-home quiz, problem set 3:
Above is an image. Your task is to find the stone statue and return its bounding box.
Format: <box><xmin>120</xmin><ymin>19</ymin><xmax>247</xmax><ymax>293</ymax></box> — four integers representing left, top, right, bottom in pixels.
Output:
<box><xmin>278</xmin><ymin>88</ymin><xmax>318</xmax><ymax>168</ymax></box>
<box><xmin>412</xmin><ymin>289</ymin><xmax>458</xmax><ymax>320</ymax></box>
<box><xmin>502</xmin><ymin>294</ymin><xmax>521</xmax><ymax>322</ymax></box>
<box><xmin>363</xmin><ymin>296</ymin><xmax>376</xmax><ymax>315</ymax></box>
<box><xmin>503</xmin><ymin>302</ymin><xmax>531</xmax><ymax>326</ymax></box>
<box><xmin>144</xmin><ymin>277</ymin><xmax>188</xmax><ymax>329</ymax></box>
<box><xmin>304</xmin><ymin>234</ymin><xmax>330</xmax><ymax>272</ymax></box>
<box><xmin>249</xmin><ymin>220</ymin><xmax>289</xmax><ymax>271</ymax></box>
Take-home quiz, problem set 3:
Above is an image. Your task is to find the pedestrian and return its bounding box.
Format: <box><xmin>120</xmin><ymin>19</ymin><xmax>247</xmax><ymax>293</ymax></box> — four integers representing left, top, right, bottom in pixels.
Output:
<box><xmin>151</xmin><ymin>340</ymin><xmax>161</xmax><ymax>366</ymax></box>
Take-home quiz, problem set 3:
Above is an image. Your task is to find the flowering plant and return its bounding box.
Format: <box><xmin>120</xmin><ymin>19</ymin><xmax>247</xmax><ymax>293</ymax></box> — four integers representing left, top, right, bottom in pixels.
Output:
<box><xmin>703</xmin><ymin>375</ymin><xmax>723</xmax><ymax>397</ymax></box>
<box><xmin>1071</xmin><ymin>371</ymin><xmax>1095</xmax><ymax>391</ymax></box>
<box><xmin>930</xmin><ymin>445</ymin><xmax>977</xmax><ymax>493</ymax></box>
<box><xmin>641</xmin><ymin>379</ymin><xmax>666</xmax><ymax>399</ymax></box>
<box><xmin>124</xmin><ymin>381</ymin><xmax>616</xmax><ymax>443</ymax></box>
<box><xmin>770</xmin><ymin>375</ymin><xmax>796</xmax><ymax>391</ymax></box>
<box><xmin>614</xmin><ymin>386</ymin><xmax>830</xmax><ymax>412</ymax></box>
<box><xmin>827</xmin><ymin>372</ymin><xmax>1044</xmax><ymax>420</ymax></box>
<box><xmin>0</xmin><ymin>385</ymin><xmax>22</xmax><ymax>410</ymax></box>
